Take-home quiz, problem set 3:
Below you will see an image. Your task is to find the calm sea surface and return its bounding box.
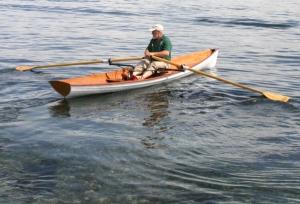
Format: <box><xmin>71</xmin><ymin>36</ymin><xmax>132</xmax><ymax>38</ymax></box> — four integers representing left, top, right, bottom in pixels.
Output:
<box><xmin>1</xmin><ymin>0</ymin><xmax>300</xmax><ymax>203</ymax></box>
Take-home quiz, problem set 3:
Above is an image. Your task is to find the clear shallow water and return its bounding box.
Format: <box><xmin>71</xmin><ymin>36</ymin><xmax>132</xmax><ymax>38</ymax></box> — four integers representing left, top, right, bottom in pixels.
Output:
<box><xmin>1</xmin><ymin>0</ymin><xmax>300</xmax><ymax>203</ymax></box>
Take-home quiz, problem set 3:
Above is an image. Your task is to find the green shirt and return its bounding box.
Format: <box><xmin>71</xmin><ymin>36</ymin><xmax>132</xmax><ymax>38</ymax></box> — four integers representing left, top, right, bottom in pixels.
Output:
<box><xmin>147</xmin><ymin>35</ymin><xmax>172</xmax><ymax>60</ymax></box>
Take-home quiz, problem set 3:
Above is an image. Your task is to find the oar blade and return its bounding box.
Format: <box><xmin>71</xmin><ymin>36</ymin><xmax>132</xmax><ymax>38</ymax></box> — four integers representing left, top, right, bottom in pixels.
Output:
<box><xmin>263</xmin><ymin>91</ymin><xmax>290</xmax><ymax>103</ymax></box>
<box><xmin>16</xmin><ymin>65</ymin><xmax>34</xmax><ymax>71</ymax></box>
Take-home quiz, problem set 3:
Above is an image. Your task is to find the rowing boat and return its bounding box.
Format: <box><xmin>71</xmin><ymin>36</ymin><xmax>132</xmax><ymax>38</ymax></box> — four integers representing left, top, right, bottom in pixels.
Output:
<box><xmin>50</xmin><ymin>49</ymin><xmax>219</xmax><ymax>98</ymax></box>
<box><xmin>49</xmin><ymin>48</ymin><xmax>219</xmax><ymax>98</ymax></box>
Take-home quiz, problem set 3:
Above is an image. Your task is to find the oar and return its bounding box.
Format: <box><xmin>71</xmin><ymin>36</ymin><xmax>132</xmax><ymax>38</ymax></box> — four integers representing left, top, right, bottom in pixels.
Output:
<box><xmin>16</xmin><ymin>56</ymin><xmax>143</xmax><ymax>72</ymax></box>
<box><xmin>151</xmin><ymin>55</ymin><xmax>290</xmax><ymax>103</ymax></box>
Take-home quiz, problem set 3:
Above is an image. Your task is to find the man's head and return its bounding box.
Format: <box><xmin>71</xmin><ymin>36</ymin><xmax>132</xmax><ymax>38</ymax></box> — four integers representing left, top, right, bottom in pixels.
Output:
<box><xmin>149</xmin><ymin>24</ymin><xmax>164</xmax><ymax>39</ymax></box>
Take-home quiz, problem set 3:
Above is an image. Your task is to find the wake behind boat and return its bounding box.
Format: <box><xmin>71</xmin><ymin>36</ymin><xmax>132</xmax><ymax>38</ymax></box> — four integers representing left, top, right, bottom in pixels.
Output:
<box><xmin>49</xmin><ymin>49</ymin><xmax>219</xmax><ymax>98</ymax></box>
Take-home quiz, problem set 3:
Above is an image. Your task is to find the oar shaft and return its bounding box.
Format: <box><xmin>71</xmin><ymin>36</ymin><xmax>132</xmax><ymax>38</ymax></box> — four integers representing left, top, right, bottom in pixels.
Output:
<box><xmin>151</xmin><ymin>55</ymin><xmax>262</xmax><ymax>94</ymax></box>
<box><xmin>189</xmin><ymin>69</ymin><xmax>263</xmax><ymax>94</ymax></box>
<box><xmin>16</xmin><ymin>56</ymin><xmax>143</xmax><ymax>71</ymax></box>
<box><xmin>151</xmin><ymin>55</ymin><xmax>290</xmax><ymax>102</ymax></box>
<box><xmin>33</xmin><ymin>57</ymin><xmax>142</xmax><ymax>68</ymax></box>
<box><xmin>33</xmin><ymin>59</ymin><xmax>104</xmax><ymax>69</ymax></box>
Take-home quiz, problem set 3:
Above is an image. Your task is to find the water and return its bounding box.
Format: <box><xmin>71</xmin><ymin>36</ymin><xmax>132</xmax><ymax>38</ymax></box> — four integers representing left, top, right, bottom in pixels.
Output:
<box><xmin>1</xmin><ymin>0</ymin><xmax>300</xmax><ymax>203</ymax></box>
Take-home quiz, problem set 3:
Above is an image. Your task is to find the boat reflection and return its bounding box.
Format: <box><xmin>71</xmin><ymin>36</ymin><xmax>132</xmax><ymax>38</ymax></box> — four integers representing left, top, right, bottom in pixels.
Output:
<box><xmin>141</xmin><ymin>90</ymin><xmax>171</xmax><ymax>149</ymax></box>
<box><xmin>142</xmin><ymin>91</ymin><xmax>169</xmax><ymax>128</ymax></box>
<box><xmin>48</xmin><ymin>91</ymin><xmax>128</xmax><ymax>118</ymax></box>
<box><xmin>48</xmin><ymin>90</ymin><xmax>171</xmax><ymax>149</ymax></box>
<box><xmin>48</xmin><ymin>99</ymin><xmax>71</xmax><ymax>118</ymax></box>
<box><xmin>48</xmin><ymin>89</ymin><xmax>170</xmax><ymax>126</ymax></box>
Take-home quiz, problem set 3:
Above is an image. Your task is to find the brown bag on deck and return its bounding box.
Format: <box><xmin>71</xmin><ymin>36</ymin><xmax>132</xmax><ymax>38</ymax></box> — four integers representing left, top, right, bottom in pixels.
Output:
<box><xmin>105</xmin><ymin>67</ymin><xmax>133</xmax><ymax>82</ymax></box>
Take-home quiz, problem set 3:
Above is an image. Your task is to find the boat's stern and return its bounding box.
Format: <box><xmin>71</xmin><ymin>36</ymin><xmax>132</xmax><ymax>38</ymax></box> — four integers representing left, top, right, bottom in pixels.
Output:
<box><xmin>49</xmin><ymin>81</ymin><xmax>71</xmax><ymax>97</ymax></box>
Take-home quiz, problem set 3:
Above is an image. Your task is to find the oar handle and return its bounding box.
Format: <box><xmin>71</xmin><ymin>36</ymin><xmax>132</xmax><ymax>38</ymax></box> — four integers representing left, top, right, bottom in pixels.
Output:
<box><xmin>110</xmin><ymin>56</ymin><xmax>143</xmax><ymax>62</ymax></box>
<box><xmin>151</xmin><ymin>55</ymin><xmax>181</xmax><ymax>68</ymax></box>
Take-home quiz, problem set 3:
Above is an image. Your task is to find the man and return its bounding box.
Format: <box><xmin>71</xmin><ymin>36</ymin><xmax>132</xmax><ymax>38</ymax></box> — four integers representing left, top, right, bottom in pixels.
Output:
<box><xmin>133</xmin><ymin>24</ymin><xmax>172</xmax><ymax>80</ymax></box>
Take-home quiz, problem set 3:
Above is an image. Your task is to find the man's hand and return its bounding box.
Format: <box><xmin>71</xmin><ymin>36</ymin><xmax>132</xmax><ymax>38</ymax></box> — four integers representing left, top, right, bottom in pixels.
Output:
<box><xmin>144</xmin><ymin>49</ymin><xmax>152</xmax><ymax>57</ymax></box>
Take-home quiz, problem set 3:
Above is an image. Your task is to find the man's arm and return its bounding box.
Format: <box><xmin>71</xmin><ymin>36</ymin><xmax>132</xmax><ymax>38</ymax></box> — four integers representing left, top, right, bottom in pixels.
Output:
<box><xmin>144</xmin><ymin>49</ymin><xmax>170</xmax><ymax>58</ymax></box>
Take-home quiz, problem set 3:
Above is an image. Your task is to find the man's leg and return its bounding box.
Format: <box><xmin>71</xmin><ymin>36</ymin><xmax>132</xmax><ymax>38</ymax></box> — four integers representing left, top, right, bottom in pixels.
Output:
<box><xmin>140</xmin><ymin>61</ymin><xmax>169</xmax><ymax>79</ymax></box>
<box><xmin>133</xmin><ymin>59</ymin><xmax>150</xmax><ymax>77</ymax></box>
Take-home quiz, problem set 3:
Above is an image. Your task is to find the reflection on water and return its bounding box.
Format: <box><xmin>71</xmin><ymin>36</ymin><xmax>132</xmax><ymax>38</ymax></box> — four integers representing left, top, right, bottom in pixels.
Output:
<box><xmin>47</xmin><ymin>92</ymin><xmax>117</xmax><ymax>118</ymax></box>
<box><xmin>48</xmin><ymin>99</ymin><xmax>70</xmax><ymax>118</ymax></box>
<box><xmin>142</xmin><ymin>91</ymin><xmax>169</xmax><ymax>128</ymax></box>
<box><xmin>48</xmin><ymin>90</ymin><xmax>170</xmax><ymax>124</ymax></box>
<box><xmin>142</xmin><ymin>90</ymin><xmax>170</xmax><ymax>149</ymax></box>
<box><xmin>48</xmin><ymin>90</ymin><xmax>172</xmax><ymax>149</ymax></box>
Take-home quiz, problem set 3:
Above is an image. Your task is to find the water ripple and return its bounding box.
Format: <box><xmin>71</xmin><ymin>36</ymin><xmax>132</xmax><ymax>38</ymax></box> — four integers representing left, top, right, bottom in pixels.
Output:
<box><xmin>3</xmin><ymin>2</ymin><xmax>141</xmax><ymax>17</ymax></box>
<box><xmin>196</xmin><ymin>17</ymin><xmax>299</xmax><ymax>29</ymax></box>
<box><xmin>1</xmin><ymin>0</ymin><xmax>300</xmax><ymax>203</ymax></box>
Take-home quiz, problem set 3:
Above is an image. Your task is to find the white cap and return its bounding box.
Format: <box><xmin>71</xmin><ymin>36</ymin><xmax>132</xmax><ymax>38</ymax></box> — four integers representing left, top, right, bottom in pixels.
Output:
<box><xmin>149</xmin><ymin>24</ymin><xmax>164</xmax><ymax>32</ymax></box>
